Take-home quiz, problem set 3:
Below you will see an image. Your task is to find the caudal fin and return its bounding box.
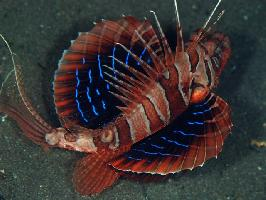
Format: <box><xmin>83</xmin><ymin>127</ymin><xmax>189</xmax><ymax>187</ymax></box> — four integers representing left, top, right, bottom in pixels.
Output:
<box><xmin>0</xmin><ymin>34</ymin><xmax>54</xmax><ymax>149</ymax></box>
<box><xmin>73</xmin><ymin>151</ymin><xmax>121</xmax><ymax>195</ymax></box>
<box><xmin>0</xmin><ymin>101</ymin><xmax>52</xmax><ymax>149</ymax></box>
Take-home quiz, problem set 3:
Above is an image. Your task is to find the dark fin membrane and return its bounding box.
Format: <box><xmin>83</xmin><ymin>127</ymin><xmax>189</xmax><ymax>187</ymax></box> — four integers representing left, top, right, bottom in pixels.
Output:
<box><xmin>54</xmin><ymin>16</ymin><xmax>164</xmax><ymax>129</ymax></box>
<box><xmin>73</xmin><ymin>150</ymin><xmax>123</xmax><ymax>195</ymax></box>
<box><xmin>111</xmin><ymin>93</ymin><xmax>232</xmax><ymax>175</ymax></box>
<box><xmin>0</xmin><ymin>101</ymin><xmax>52</xmax><ymax>149</ymax></box>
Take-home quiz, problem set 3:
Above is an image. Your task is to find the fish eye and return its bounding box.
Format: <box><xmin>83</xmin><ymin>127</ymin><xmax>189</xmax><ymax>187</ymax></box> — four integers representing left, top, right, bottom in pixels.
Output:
<box><xmin>190</xmin><ymin>81</ymin><xmax>210</xmax><ymax>104</ymax></box>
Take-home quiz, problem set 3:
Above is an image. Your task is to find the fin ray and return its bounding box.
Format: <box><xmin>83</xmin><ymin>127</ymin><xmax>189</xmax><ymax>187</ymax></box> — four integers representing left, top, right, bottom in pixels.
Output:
<box><xmin>110</xmin><ymin>93</ymin><xmax>232</xmax><ymax>174</ymax></box>
<box><xmin>73</xmin><ymin>152</ymin><xmax>120</xmax><ymax>195</ymax></box>
<box><xmin>53</xmin><ymin>16</ymin><xmax>164</xmax><ymax>128</ymax></box>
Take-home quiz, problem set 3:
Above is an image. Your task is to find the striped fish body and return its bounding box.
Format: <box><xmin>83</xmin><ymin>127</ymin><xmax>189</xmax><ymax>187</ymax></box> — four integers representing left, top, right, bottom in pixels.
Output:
<box><xmin>68</xmin><ymin>30</ymin><xmax>231</xmax><ymax>152</ymax></box>
<box><xmin>50</xmin><ymin>13</ymin><xmax>232</xmax><ymax>194</ymax></box>
<box><xmin>52</xmin><ymin>15</ymin><xmax>192</xmax><ymax>151</ymax></box>
<box><xmin>0</xmin><ymin>0</ymin><xmax>232</xmax><ymax>196</ymax></box>
<box><xmin>97</xmin><ymin>73</ymin><xmax>188</xmax><ymax>150</ymax></box>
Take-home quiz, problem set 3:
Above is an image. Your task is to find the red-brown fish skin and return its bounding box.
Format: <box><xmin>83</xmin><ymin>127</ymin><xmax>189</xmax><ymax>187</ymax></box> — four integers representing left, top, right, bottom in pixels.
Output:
<box><xmin>0</xmin><ymin>0</ymin><xmax>232</xmax><ymax>196</ymax></box>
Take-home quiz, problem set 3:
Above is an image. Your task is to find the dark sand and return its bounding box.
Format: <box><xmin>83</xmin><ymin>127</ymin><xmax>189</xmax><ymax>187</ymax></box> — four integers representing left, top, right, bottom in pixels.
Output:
<box><xmin>0</xmin><ymin>0</ymin><xmax>265</xmax><ymax>199</ymax></box>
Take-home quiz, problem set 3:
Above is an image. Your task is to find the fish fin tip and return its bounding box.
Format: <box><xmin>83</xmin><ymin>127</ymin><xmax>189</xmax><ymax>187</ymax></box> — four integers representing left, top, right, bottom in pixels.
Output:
<box><xmin>73</xmin><ymin>153</ymin><xmax>120</xmax><ymax>195</ymax></box>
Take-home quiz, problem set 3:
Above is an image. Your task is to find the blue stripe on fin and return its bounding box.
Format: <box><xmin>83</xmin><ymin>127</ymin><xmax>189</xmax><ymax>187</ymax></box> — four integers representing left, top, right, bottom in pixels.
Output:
<box><xmin>161</xmin><ymin>136</ymin><xmax>189</xmax><ymax>148</ymax></box>
<box><xmin>102</xmin><ymin>100</ymin><xmax>106</xmax><ymax>110</ymax></box>
<box><xmin>125</xmin><ymin>47</ymin><xmax>132</xmax><ymax>66</ymax></box>
<box><xmin>125</xmin><ymin>52</ymin><xmax>130</xmax><ymax>65</ymax></box>
<box><xmin>75</xmin><ymin>99</ymin><xmax>88</xmax><ymax>123</ymax></box>
<box><xmin>132</xmin><ymin>148</ymin><xmax>180</xmax><ymax>157</ymax></box>
<box><xmin>96</xmin><ymin>88</ymin><xmax>101</xmax><ymax>96</ymax></box>
<box><xmin>97</xmin><ymin>54</ymin><xmax>103</xmax><ymax>79</ymax></box>
<box><xmin>92</xmin><ymin>105</ymin><xmax>99</xmax><ymax>116</ymax></box>
<box><xmin>86</xmin><ymin>87</ymin><xmax>92</xmax><ymax>103</ymax></box>
<box><xmin>137</xmin><ymin>48</ymin><xmax>147</xmax><ymax>65</ymax></box>
<box><xmin>88</xmin><ymin>69</ymin><xmax>92</xmax><ymax>84</ymax></box>
<box><xmin>150</xmin><ymin>143</ymin><xmax>165</xmax><ymax>149</ymax></box>
<box><xmin>173</xmin><ymin>130</ymin><xmax>198</xmax><ymax>137</ymax></box>
<box><xmin>106</xmin><ymin>83</ymin><xmax>110</xmax><ymax>90</ymax></box>
<box><xmin>112</xmin><ymin>46</ymin><xmax>117</xmax><ymax>77</ymax></box>
<box><xmin>75</xmin><ymin>68</ymin><xmax>89</xmax><ymax>123</ymax></box>
<box><xmin>187</xmin><ymin>121</ymin><xmax>204</xmax><ymax>125</ymax></box>
<box><xmin>192</xmin><ymin>108</ymin><xmax>211</xmax><ymax>115</ymax></box>
<box><xmin>126</xmin><ymin>156</ymin><xmax>142</xmax><ymax>161</ymax></box>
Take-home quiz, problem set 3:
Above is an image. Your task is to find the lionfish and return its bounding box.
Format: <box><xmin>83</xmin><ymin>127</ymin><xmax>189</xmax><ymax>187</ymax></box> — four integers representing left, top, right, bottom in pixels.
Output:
<box><xmin>0</xmin><ymin>0</ymin><xmax>232</xmax><ymax>196</ymax></box>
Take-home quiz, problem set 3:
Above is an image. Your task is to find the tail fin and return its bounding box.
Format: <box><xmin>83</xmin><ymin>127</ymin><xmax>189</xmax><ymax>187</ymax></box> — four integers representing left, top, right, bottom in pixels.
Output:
<box><xmin>0</xmin><ymin>101</ymin><xmax>52</xmax><ymax>149</ymax></box>
<box><xmin>73</xmin><ymin>151</ymin><xmax>121</xmax><ymax>195</ymax></box>
<box><xmin>0</xmin><ymin>34</ymin><xmax>54</xmax><ymax>149</ymax></box>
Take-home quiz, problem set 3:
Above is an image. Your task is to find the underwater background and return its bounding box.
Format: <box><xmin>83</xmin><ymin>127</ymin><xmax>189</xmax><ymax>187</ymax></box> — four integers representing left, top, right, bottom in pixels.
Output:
<box><xmin>0</xmin><ymin>0</ymin><xmax>265</xmax><ymax>199</ymax></box>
